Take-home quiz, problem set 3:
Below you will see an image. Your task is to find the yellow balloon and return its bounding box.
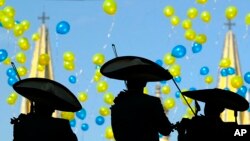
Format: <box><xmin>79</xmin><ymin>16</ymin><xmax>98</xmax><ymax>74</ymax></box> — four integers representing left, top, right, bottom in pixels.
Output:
<box><xmin>3</xmin><ymin>57</ymin><xmax>11</xmax><ymax>65</ymax></box>
<box><xmin>163</xmin><ymin>53</ymin><xmax>176</xmax><ymax>65</ymax></box>
<box><xmin>16</xmin><ymin>52</ymin><xmax>26</xmax><ymax>64</ymax></box>
<box><xmin>185</xmin><ymin>29</ymin><xmax>196</xmax><ymax>41</ymax></box>
<box><xmin>9</xmin><ymin>92</ymin><xmax>18</xmax><ymax>101</ymax></box>
<box><xmin>225</xmin><ymin>6</ymin><xmax>238</xmax><ymax>20</ymax></box>
<box><xmin>182</xmin><ymin>113</ymin><xmax>192</xmax><ymax>119</ymax></box>
<box><xmin>104</xmin><ymin>92</ymin><xmax>114</xmax><ymax>105</ymax></box>
<box><xmin>245</xmin><ymin>13</ymin><xmax>250</xmax><ymax>25</ymax></box>
<box><xmin>195</xmin><ymin>34</ymin><xmax>207</xmax><ymax>44</ymax></box>
<box><xmin>196</xmin><ymin>0</ymin><xmax>208</xmax><ymax>4</ymax></box>
<box><xmin>187</xmin><ymin>7</ymin><xmax>198</xmax><ymax>19</ymax></box>
<box><xmin>230</xmin><ymin>75</ymin><xmax>243</xmax><ymax>89</ymax></box>
<box><xmin>182</xmin><ymin>19</ymin><xmax>192</xmax><ymax>30</ymax></box>
<box><xmin>186</xmin><ymin>106</ymin><xmax>196</xmax><ymax>117</ymax></box>
<box><xmin>95</xmin><ymin>69</ymin><xmax>102</xmax><ymax>77</ymax></box>
<box><xmin>1</xmin><ymin>15</ymin><xmax>15</xmax><ymax>29</ymax></box>
<box><xmin>78</xmin><ymin>92</ymin><xmax>88</xmax><ymax>102</ymax></box>
<box><xmin>92</xmin><ymin>53</ymin><xmax>105</xmax><ymax>66</ymax></box>
<box><xmin>96</xmin><ymin>81</ymin><xmax>108</xmax><ymax>93</ymax></box>
<box><xmin>63</xmin><ymin>61</ymin><xmax>75</xmax><ymax>71</ymax></box>
<box><xmin>205</xmin><ymin>75</ymin><xmax>213</xmax><ymax>84</ymax></box>
<box><xmin>200</xmin><ymin>11</ymin><xmax>211</xmax><ymax>23</ymax></box>
<box><xmin>181</xmin><ymin>95</ymin><xmax>193</xmax><ymax>105</ymax></box>
<box><xmin>0</xmin><ymin>0</ymin><xmax>5</xmax><ymax>7</ymax></box>
<box><xmin>63</xmin><ymin>51</ymin><xmax>75</xmax><ymax>62</ymax></box>
<box><xmin>6</xmin><ymin>97</ymin><xmax>16</xmax><ymax>105</ymax></box>
<box><xmin>169</xmin><ymin>64</ymin><xmax>181</xmax><ymax>77</ymax></box>
<box><xmin>170</xmin><ymin>15</ymin><xmax>180</xmax><ymax>26</ymax></box>
<box><xmin>32</xmin><ymin>33</ymin><xmax>40</xmax><ymax>41</ymax></box>
<box><xmin>164</xmin><ymin>97</ymin><xmax>175</xmax><ymax>110</ymax></box>
<box><xmin>18</xmin><ymin>37</ymin><xmax>30</xmax><ymax>51</ymax></box>
<box><xmin>103</xmin><ymin>0</ymin><xmax>117</xmax><ymax>15</ymax></box>
<box><xmin>13</xmin><ymin>24</ymin><xmax>24</xmax><ymax>37</ymax></box>
<box><xmin>105</xmin><ymin>126</ymin><xmax>114</xmax><ymax>139</ymax></box>
<box><xmin>99</xmin><ymin>106</ymin><xmax>110</xmax><ymax>116</ymax></box>
<box><xmin>37</xmin><ymin>64</ymin><xmax>45</xmax><ymax>72</ymax></box>
<box><xmin>61</xmin><ymin>111</ymin><xmax>75</xmax><ymax>120</ymax></box>
<box><xmin>219</xmin><ymin>58</ymin><xmax>231</xmax><ymax>68</ymax></box>
<box><xmin>163</xmin><ymin>6</ymin><xmax>175</xmax><ymax>17</ymax></box>
<box><xmin>93</xmin><ymin>74</ymin><xmax>102</xmax><ymax>82</ymax></box>
<box><xmin>143</xmin><ymin>87</ymin><xmax>149</xmax><ymax>94</ymax></box>
<box><xmin>3</xmin><ymin>6</ymin><xmax>15</xmax><ymax>18</ymax></box>
<box><xmin>17</xmin><ymin>66</ymin><xmax>28</xmax><ymax>77</ymax></box>
<box><xmin>20</xmin><ymin>20</ymin><xmax>30</xmax><ymax>31</ymax></box>
<box><xmin>39</xmin><ymin>53</ymin><xmax>50</xmax><ymax>66</ymax></box>
<box><xmin>0</xmin><ymin>10</ymin><xmax>4</xmax><ymax>20</ymax></box>
<box><xmin>161</xmin><ymin>85</ymin><xmax>171</xmax><ymax>94</ymax></box>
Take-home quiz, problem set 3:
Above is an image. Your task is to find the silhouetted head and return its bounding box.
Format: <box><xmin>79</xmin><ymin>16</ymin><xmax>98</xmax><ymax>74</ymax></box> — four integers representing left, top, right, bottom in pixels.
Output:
<box><xmin>126</xmin><ymin>80</ymin><xmax>147</xmax><ymax>93</ymax></box>
<box><xmin>204</xmin><ymin>102</ymin><xmax>225</xmax><ymax>118</ymax></box>
<box><xmin>32</xmin><ymin>102</ymin><xmax>55</xmax><ymax>117</ymax></box>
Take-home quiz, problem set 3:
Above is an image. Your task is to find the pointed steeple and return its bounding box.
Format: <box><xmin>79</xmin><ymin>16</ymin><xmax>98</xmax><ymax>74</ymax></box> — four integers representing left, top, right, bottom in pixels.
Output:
<box><xmin>218</xmin><ymin>20</ymin><xmax>249</xmax><ymax>124</ymax></box>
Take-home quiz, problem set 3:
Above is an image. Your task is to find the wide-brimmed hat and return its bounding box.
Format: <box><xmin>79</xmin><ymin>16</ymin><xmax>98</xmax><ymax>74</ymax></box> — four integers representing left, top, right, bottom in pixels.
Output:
<box><xmin>13</xmin><ymin>78</ymin><xmax>82</xmax><ymax>112</ymax></box>
<box><xmin>100</xmin><ymin>56</ymin><xmax>173</xmax><ymax>81</ymax></box>
<box><xmin>182</xmin><ymin>88</ymin><xmax>249</xmax><ymax>111</ymax></box>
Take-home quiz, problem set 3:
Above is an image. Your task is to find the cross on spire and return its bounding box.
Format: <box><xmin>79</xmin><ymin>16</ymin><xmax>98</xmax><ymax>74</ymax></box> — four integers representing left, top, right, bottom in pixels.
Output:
<box><xmin>224</xmin><ymin>20</ymin><xmax>235</xmax><ymax>30</ymax></box>
<box><xmin>38</xmin><ymin>12</ymin><xmax>49</xmax><ymax>24</ymax></box>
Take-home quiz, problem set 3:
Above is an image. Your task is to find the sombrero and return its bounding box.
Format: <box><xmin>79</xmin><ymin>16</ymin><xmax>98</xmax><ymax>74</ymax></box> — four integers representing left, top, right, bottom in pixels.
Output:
<box><xmin>100</xmin><ymin>56</ymin><xmax>173</xmax><ymax>81</ymax></box>
<box><xmin>182</xmin><ymin>88</ymin><xmax>249</xmax><ymax>111</ymax></box>
<box><xmin>13</xmin><ymin>78</ymin><xmax>82</xmax><ymax>112</ymax></box>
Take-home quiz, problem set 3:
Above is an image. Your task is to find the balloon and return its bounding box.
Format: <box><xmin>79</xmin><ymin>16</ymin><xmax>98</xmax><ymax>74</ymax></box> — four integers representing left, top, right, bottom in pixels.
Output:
<box><xmin>226</xmin><ymin>67</ymin><xmax>235</xmax><ymax>75</ymax></box>
<box><xmin>0</xmin><ymin>0</ymin><xmax>5</xmax><ymax>6</ymax></box>
<box><xmin>95</xmin><ymin>68</ymin><xmax>103</xmax><ymax>77</ymax></box>
<box><xmin>200</xmin><ymin>66</ymin><xmax>209</xmax><ymax>75</ymax></box>
<box><xmin>170</xmin><ymin>15</ymin><xmax>180</xmax><ymax>26</ymax></box>
<box><xmin>37</xmin><ymin>64</ymin><xmax>45</xmax><ymax>72</ymax></box>
<box><xmin>103</xmin><ymin>0</ymin><xmax>117</xmax><ymax>15</ymax></box>
<box><xmin>175</xmin><ymin>91</ymin><xmax>181</xmax><ymax>98</ymax></box>
<box><xmin>18</xmin><ymin>37</ymin><xmax>30</xmax><ymax>51</ymax></box>
<box><xmin>219</xmin><ymin>58</ymin><xmax>231</xmax><ymax>68</ymax></box>
<box><xmin>6</xmin><ymin>68</ymin><xmax>16</xmax><ymax>77</ymax></box>
<box><xmin>185</xmin><ymin>29</ymin><xmax>196</xmax><ymax>41</ymax></box>
<box><xmin>13</xmin><ymin>24</ymin><xmax>24</xmax><ymax>37</ymax></box>
<box><xmin>163</xmin><ymin>97</ymin><xmax>175</xmax><ymax>110</ymax></box>
<box><xmin>9</xmin><ymin>92</ymin><xmax>18</xmax><ymax>101</ymax></box>
<box><xmin>192</xmin><ymin>42</ymin><xmax>202</xmax><ymax>53</ymax></box>
<box><xmin>160</xmin><ymin>80</ymin><xmax>167</xmax><ymax>85</ymax></box>
<box><xmin>93</xmin><ymin>74</ymin><xmax>102</xmax><ymax>82</ymax></box>
<box><xmin>187</xmin><ymin>7</ymin><xmax>198</xmax><ymax>19</ymax></box>
<box><xmin>81</xmin><ymin>123</ymin><xmax>89</xmax><ymax>131</ymax></box>
<box><xmin>186</xmin><ymin>106</ymin><xmax>196</xmax><ymax>117</ymax></box>
<box><xmin>189</xmin><ymin>87</ymin><xmax>196</xmax><ymax>91</ymax></box>
<box><xmin>96</xmin><ymin>81</ymin><xmax>108</xmax><ymax>93</ymax></box>
<box><xmin>61</xmin><ymin>111</ymin><xmax>75</xmax><ymax>120</ymax></box>
<box><xmin>244</xmin><ymin>72</ymin><xmax>250</xmax><ymax>84</ymax></box>
<box><xmin>237</xmin><ymin>85</ymin><xmax>247</xmax><ymax>97</ymax></box>
<box><xmin>3</xmin><ymin>6</ymin><xmax>15</xmax><ymax>18</ymax></box>
<box><xmin>1</xmin><ymin>15</ymin><xmax>15</xmax><ymax>29</ymax></box>
<box><xmin>245</xmin><ymin>13</ymin><xmax>250</xmax><ymax>25</ymax></box>
<box><xmin>6</xmin><ymin>97</ymin><xmax>16</xmax><ymax>105</ymax></box>
<box><xmin>63</xmin><ymin>61</ymin><xmax>75</xmax><ymax>71</ymax></box>
<box><xmin>38</xmin><ymin>53</ymin><xmax>50</xmax><ymax>66</ymax></box>
<box><xmin>174</xmin><ymin>76</ymin><xmax>182</xmax><ymax>83</ymax></box>
<box><xmin>20</xmin><ymin>20</ymin><xmax>30</xmax><ymax>31</ymax></box>
<box><xmin>163</xmin><ymin>53</ymin><xmax>176</xmax><ymax>65</ymax></box>
<box><xmin>143</xmin><ymin>87</ymin><xmax>149</xmax><ymax>94</ymax></box>
<box><xmin>163</xmin><ymin>6</ymin><xmax>175</xmax><ymax>17</ymax></box>
<box><xmin>3</xmin><ymin>57</ymin><xmax>11</xmax><ymax>65</ymax></box>
<box><xmin>68</xmin><ymin>75</ymin><xmax>77</xmax><ymax>84</ymax></box>
<box><xmin>96</xmin><ymin>116</ymin><xmax>105</xmax><ymax>125</ymax></box>
<box><xmin>200</xmin><ymin>11</ymin><xmax>211</xmax><ymax>23</ymax></box>
<box><xmin>69</xmin><ymin>119</ymin><xmax>76</xmax><ymax>127</ymax></box>
<box><xmin>103</xmin><ymin>92</ymin><xmax>114</xmax><ymax>105</ymax></box>
<box><xmin>56</xmin><ymin>21</ymin><xmax>70</xmax><ymax>34</ymax></box>
<box><xmin>105</xmin><ymin>126</ymin><xmax>114</xmax><ymax>139</ymax></box>
<box><xmin>171</xmin><ymin>45</ymin><xmax>186</xmax><ymax>58</ymax></box>
<box><xmin>17</xmin><ymin>66</ymin><xmax>28</xmax><ymax>77</ymax></box>
<box><xmin>225</xmin><ymin>6</ymin><xmax>238</xmax><ymax>20</ymax></box>
<box><xmin>32</xmin><ymin>33</ymin><xmax>40</xmax><ymax>41</ymax></box>
<box><xmin>169</xmin><ymin>64</ymin><xmax>181</xmax><ymax>77</ymax></box>
<box><xmin>99</xmin><ymin>106</ymin><xmax>110</xmax><ymax>116</ymax></box>
<box><xmin>76</xmin><ymin>108</ymin><xmax>87</xmax><ymax>120</ymax></box>
<box><xmin>0</xmin><ymin>49</ymin><xmax>8</xmax><ymax>62</ymax></box>
<box><xmin>220</xmin><ymin>68</ymin><xmax>228</xmax><ymax>77</ymax></box>
<box><xmin>181</xmin><ymin>95</ymin><xmax>193</xmax><ymax>105</ymax></box>
<box><xmin>16</xmin><ymin>52</ymin><xmax>26</xmax><ymax>64</ymax></box>
<box><xmin>161</xmin><ymin>85</ymin><xmax>171</xmax><ymax>94</ymax></box>
<box><xmin>205</xmin><ymin>75</ymin><xmax>213</xmax><ymax>84</ymax></box>
<box><xmin>63</xmin><ymin>51</ymin><xmax>75</xmax><ymax>62</ymax></box>
<box><xmin>196</xmin><ymin>0</ymin><xmax>208</xmax><ymax>4</ymax></box>
<box><xmin>195</xmin><ymin>34</ymin><xmax>207</xmax><ymax>44</ymax></box>
<box><xmin>92</xmin><ymin>53</ymin><xmax>105</xmax><ymax>65</ymax></box>
<box><xmin>78</xmin><ymin>92</ymin><xmax>88</xmax><ymax>102</ymax></box>
<box><xmin>8</xmin><ymin>76</ymin><xmax>18</xmax><ymax>86</ymax></box>
<box><xmin>155</xmin><ymin>59</ymin><xmax>163</xmax><ymax>66</ymax></box>
<box><xmin>182</xmin><ymin>19</ymin><xmax>192</xmax><ymax>30</ymax></box>
<box><xmin>230</xmin><ymin>75</ymin><xmax>243</xmax><ymax>89</ymax></box>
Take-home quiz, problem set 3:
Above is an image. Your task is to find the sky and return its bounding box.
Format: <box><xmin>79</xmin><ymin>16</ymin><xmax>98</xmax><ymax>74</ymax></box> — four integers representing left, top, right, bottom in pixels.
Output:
<box><xmin>1</xmin><ymin>0</ymin><xmax>250</xmax><ymax>141</ymax></box>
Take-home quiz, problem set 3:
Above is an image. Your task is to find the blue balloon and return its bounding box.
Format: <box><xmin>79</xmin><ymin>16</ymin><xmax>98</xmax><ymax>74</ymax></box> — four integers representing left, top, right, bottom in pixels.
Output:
<box><xmin>237</xmin><ymin>85</ymin><xmax>247</xmax><ymax>97</ymax></box>
<box><xmin>224</xmin><ymin>87</ymin><xmax>230</xmax><ymax>91</ymax></box>
<box><xmin>171</xmin><ymin>45</ymin><xmax>186</xmax><ymax>58</ymax></box>
<box><xmin>0</xmin><ymin>22</ymin><xmax>2</xmax><ymax>27</ymax></box>
<box><xmin>189</xmin><ymin>87</ymin><xmax>196</xmax><ymax>91</ymax></box>
<box><xmin>192</xmin><ymin>42</ymin><xmax>202</xmax><ymax>53</ymax></box>
<box><xmin>8</xmin><ymin>77</ymin><xmax>18</xmax><ymax>86</ymax></box>
<box><xmin>155</xmin><ymin>59</ymin><xmax>163</xmax><ymax>66</ymax></box>
<box><xmin>227</xmin><ymin>67</ymin><xmax>235</xmax><ymax>75</ymax></box>
<box><xmin>95</xmin><ymin>116</ymin><xmax>105</xmax><ymax>125</ymax></box>
<box><xmin>76</xmin><ymin>108</ymin><xmax>87</xmax><ymax>120</ymax></box>
<box><xmin>56</xmin><ymin>21</ymin><xmax>70</xmax><ymax>34</ymax></box>
<box><xmin>175</xmin><ymin>91</ymin><xmax>181</xmax><ymax>98</ymax></box>
<box><xmin>220</xmin><ymin>68</ymin><xmax>228</xmax><ymax>77</ymax></box>
<box><xmin>81</xmin><ymin>123</ymin><xmax>89</xmax><ymax>131</ymax></box>
<box><xmin>0</xmin><ymin>49</ymin><xmax>8</xmax><ymax>62</ymax></box>
<box><xmin>200</xmin><ymin>66</ymin><xmax>209</xmax><ymax>75</ymax></box>
<box><xmin>68</xmin><ymin>75</ymin><xmax>77</xmax><ymax>84</ymax></box>
<box><xmin>244</xmin><ymin>72</ymin><xmax>250</xmax><ymax>84</ymax></box>
<box><xmin>160</xmin><ymin>80</ymin><xmax>167</xmax><ymax>84</ymax></box>
<box><xmin>6</xmin><ymin>68</ymin><xmax>17</xmax><ymax>77</ymax></box>
<box><xmin>174</xmin><ymin>76</ymin><xmax>181</xmax><ymax>83</ymax></box>
<box><xmin>69</xmin><ymin>119</ymin><xmax>76</xmax><ymax>127</ymax></box>
<box><xmin>15</xmin><ymin>21</ymin><xmax>20</xmax><ymax>24</ymax></box>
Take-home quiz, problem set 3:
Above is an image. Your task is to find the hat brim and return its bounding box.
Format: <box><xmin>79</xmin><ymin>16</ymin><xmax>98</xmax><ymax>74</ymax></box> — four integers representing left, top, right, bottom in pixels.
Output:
<box><xmin>100</xmin><ymin>56</ymin><xmax>173</xmax><ymax>81</ymax></box>
<box><xmin>13</xmin><ymin>78</ymin><xmax>82</xmax><ymax>112</ymax></box>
